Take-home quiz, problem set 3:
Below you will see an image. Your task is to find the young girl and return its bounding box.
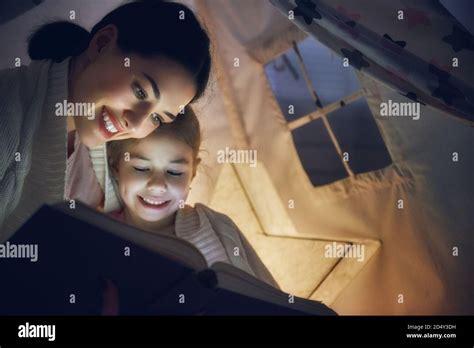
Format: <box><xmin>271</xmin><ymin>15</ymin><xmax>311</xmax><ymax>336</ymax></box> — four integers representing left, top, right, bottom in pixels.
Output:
<box><xmin>0</xmin><ymin>1</ymin><xmax>211</xmax><ymax>238</ymax></box>
<box><xmin>107</xmin><ymin>107</ymin><xmax>279</xmax><ymax>287</ymax></box>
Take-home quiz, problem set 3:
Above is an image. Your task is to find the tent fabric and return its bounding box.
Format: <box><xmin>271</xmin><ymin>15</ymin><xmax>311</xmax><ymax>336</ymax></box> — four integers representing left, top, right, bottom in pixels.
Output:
<box><xmin>195</xmin><ymin>0</ymin><xmax>473</xmax><ymax>314</ymax></box>
<box><xmin>270</xmin><ymin>0</ymin><xmax>474</xmax><ymax>125</ymax></box>
<box><xmin>0</xmin><ymin>0</ymin><xmax>472</xmax><ymax>315</ymax></box>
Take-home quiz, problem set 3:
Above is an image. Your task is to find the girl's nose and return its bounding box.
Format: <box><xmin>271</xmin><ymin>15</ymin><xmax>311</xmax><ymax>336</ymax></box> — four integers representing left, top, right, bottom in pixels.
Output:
<box><xmin>147</xmin><ymin>173</ymin><xmax>167</xmax><ymax>193</ymax></box>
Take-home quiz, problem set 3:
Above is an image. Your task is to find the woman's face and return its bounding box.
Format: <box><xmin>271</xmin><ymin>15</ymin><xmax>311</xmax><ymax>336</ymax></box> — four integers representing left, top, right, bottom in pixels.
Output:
<box><xmin>71</xmin><ymin>25</ymin><xmax>197</xmax><ymax>148</ymax></box>
<box><xmin>115</xmin><ymin>133</ymin><xmax>195</xmax><ymax>227</ymax></box>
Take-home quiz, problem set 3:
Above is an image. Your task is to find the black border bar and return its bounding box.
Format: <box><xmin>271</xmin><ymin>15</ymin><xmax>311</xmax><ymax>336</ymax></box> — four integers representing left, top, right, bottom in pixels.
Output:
<box><xmin>0</xmin><ymin>316</ymin><xmax>472</xmax><ymax>345</ymax></box>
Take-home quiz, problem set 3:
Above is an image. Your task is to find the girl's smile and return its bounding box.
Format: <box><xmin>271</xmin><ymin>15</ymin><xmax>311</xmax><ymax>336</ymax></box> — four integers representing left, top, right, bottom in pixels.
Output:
<box><xmin>115</xmin><ymin>132</ymin><xmax>195</xmax><ymax>231</ymax></box>
<box><xmin>137</xmin><ymin>195</ymin><xmax>172</xmax><ymax>211</ymax></box>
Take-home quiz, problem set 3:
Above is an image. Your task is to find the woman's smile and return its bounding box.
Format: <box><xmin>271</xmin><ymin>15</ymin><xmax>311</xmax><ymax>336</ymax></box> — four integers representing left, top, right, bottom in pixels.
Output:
<box><xmin>99</xmin><ymin>106</ymin><xmax>125</xmax><ymax>139</ymax></box>
<box><xmin>73</xmin><ymin>51</ymin><xmax>198</xmax><ymax>148</ymax></box>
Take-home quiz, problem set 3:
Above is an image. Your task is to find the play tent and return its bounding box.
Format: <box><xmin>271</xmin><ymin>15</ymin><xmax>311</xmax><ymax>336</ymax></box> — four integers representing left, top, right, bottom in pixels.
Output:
<box><xmin>0</xmin><ymin>0</ymin><xmax>472</xmax><ymax>314</ymax></box>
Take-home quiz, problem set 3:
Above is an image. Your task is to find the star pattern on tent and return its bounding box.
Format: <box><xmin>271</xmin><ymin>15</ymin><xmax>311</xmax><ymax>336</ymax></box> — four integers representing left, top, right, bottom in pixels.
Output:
<box><xmin>210</xmin><ymin>163</ymin><xmax>382</xmax><ymax>309</ymax></box>
<box><xmin>334</xmin><ymin>5</ymin><xmax>360</xmax><ymax>38</ymax></box>
<box><xmin>337</xmin><ymin>20</ymin><xmax>359</xmax><ymax>39</ymax></box>
<box><xmin>428</xmin><ymin>63</ymin><xmax>450</xmax><ymax>80</ymax></box>
<box><xmin>292</xmin><ymin>0</ymin><xmax>322</xmax><ymax>25</ymax></box>
<box><xmin>401</xmin><ymin>6</ymin><xmax>431</xmax><ymax>29</ymax></box>
<box><xmin>381</xmin><ymin>33</ymin><xmax>407</xmax><ymax>55</ymax></box>
<box><xmin>431</xmin><ymin>83</ymin><xmax>464</xmax><ymax>106</ymax></box>
<box><xmin>442</xmin><ymin>25</ymin><xmax>474</xmax><ymax>52</ymax></box>
<box><xmin>340</xmin><ymin>48</ymin><xmax>370</xmax><ymax>70</ymax></box>
<box><xmin>431</xmin><ymin>84</ymin><xmax>464</xmax><ymax>106</ymax></box>
<box><xmin>429</xmin><ymin>64</ymin><xmax>465</xmax><ymax>106</ymax></box>
<box><xmin>383</xmin><ymin>34</ymin><xmax>406</xmax><ymax>48</ymax></box>
<box><xmin>399</xmin><ymin>92</ymin><xmax>426</xmax><ymax>106</ymax></box>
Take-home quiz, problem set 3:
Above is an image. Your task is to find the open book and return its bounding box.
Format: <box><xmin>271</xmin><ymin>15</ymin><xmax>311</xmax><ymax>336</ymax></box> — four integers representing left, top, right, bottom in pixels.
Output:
<box><xmin>0</xmin><ymin>202</ymin><xmax>336</xmax><ymax>315</ymax></box>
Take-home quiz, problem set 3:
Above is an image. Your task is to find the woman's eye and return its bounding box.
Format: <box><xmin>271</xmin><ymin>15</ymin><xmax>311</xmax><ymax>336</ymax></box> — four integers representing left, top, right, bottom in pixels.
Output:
<box><xmin>167</xmin><ymin>171</ymin><xmax>183</xmax><ymax>176</ymax></box>
<box><xmin>151</xmin><ymin>113</ymin><xmax>163</xmax><ymax>127</ymax></box>
<box><xmin>132</xmin><ymin>84</ymin><xmax>147</xmax><ymax>100</ymax></box>
<box><xmin>133</xmin><ymin>166</ymin><xmax>149</xmax><ymax>172</ymax></box>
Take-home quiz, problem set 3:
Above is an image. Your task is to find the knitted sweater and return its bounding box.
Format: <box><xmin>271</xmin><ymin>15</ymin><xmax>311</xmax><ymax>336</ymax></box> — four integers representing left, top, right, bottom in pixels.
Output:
<box><xmin>0</xmin><ymin>58</ymin><xmax>70</xmax><ymax>240</ymax></box>
<box><xmin>185</xmin><ymin>203</ymin><xmax>279</xmax><ymax>288</ymax></box>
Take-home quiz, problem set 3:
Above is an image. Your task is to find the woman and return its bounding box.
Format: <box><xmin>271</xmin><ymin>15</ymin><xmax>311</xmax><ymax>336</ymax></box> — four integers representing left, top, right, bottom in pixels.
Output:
<box><xmin>0</xmin><ymin>0</ymin><xmax>211</xmax><ymax>239</ymax></box>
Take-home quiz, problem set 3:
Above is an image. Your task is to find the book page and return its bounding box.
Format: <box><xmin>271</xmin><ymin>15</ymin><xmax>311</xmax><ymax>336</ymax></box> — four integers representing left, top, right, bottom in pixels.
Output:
<box><xmin>211</xmin><ymin>262</ymin><xmax>334</xmax><ymax>315</ymax></box>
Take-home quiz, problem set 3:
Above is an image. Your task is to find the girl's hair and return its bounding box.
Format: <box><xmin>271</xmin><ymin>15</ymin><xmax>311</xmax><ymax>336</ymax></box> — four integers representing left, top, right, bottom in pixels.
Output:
<box><xmin>108</xmin><ymin>106</ymin><xmax>201</xmax><ymax>170</ymax></box>
<box><xmin>28</xmin><ymin>0</ymin><xmax>211</xmax><ymax>102</ymax></box>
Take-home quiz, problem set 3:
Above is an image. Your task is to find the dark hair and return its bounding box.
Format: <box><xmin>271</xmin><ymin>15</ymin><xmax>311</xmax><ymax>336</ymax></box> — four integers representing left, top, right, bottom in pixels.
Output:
<box><xmin>108</xmin><ymin>105</ymin><xmax>201</xmax><ymax>169</ymax></box>
<box><xmin>28</xmin><ymin>1</ymin><xmax>211</xmax><ymax>102</ymax></box>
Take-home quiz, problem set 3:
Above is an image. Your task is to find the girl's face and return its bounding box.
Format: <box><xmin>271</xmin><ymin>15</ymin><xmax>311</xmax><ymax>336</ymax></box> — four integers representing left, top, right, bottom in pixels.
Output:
<box><xmin>115</xmin><ymin>133</ymin><xmax>195</xmax><ymax>228</ymax></box>
<box><xmin>71</xmin><ymin>25</ymin><xmax>197</xmax><ymax>148</ymax></box>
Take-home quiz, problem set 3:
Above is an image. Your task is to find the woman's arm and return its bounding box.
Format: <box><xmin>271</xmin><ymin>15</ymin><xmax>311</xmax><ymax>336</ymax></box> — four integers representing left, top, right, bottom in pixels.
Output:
<box><xmin>0</xmin><ymin>63</ymin><xmax>47</xmax><ymax>235</ymax></box>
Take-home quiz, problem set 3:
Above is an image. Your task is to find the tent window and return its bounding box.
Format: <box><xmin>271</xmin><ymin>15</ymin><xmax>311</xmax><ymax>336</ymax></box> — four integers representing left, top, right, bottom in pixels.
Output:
<box><xmin>264</xmin><ymin>37</ymin><xmax>392</xmax><ymax>187</ymax></box>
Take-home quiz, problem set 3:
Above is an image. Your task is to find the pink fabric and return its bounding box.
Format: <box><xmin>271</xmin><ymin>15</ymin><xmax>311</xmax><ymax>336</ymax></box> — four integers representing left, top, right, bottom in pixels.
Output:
<box><xmin>64</xmin><ymin>131</ymin><xmax>104</xmax><ymax>208</ymax></box>
<box><xmin>108</xmin><ymin>209</ymin><xmax>125</xmax><ymax>222</ymax></box>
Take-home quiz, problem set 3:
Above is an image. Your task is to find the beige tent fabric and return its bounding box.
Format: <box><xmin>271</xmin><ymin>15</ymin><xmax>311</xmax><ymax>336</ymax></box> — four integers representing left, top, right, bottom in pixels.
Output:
<box><xmin>194</xmin><ymin>0</ymin><xmax>473</xmax><ymax>314</ymax></box>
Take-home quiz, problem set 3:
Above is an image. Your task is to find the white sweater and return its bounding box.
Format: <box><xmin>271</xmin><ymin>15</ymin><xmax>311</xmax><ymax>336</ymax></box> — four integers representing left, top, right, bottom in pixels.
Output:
<box><xmin>177</xmin><ymin>203</ymin><xmax>279</xmax><ymax>287</ymax></box>
<box><xmin>0</xmin><ymin>58</ymin><xmax>69</xmax><ymax>240</ymax></box>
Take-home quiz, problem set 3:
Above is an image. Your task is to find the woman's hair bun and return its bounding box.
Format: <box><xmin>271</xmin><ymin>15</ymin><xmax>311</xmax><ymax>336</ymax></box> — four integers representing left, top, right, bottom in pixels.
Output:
<box><xmin>28</xmin><ymin>21</ymin><xmax>89</xmax><ymax>62</ymax></box>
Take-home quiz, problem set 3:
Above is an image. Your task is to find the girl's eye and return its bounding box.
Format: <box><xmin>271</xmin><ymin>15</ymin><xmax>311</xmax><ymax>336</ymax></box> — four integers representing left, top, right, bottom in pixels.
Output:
<box><xmin>151</xmin><ymin>113</ymin><xmax>163</xmax><ymax>127</ymax></box>
<box><xmin>167</xmin><ymin>171</ymin><xmax>183</xmax><ymax>176</ymax></box>
<box><xmin>132</xmin><ymin>84</ymin><xmax>147</xmax><ymax>100</ymax></box>
<box><xmin>133</xmin><ymin>166</ymin><xmax>149</xmax><ymax>172</ymax></box>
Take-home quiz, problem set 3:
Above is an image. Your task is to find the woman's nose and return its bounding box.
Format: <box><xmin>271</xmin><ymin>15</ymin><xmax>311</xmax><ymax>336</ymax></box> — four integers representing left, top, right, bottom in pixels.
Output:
<box><xmin>122</xmin><ymin>110</ymin><xmax>148</xmax><ymax>130</ymax></box>
<box><xmin>123</xmin><ymin>102</ymin><xmax>156</xmax><ymax>130</ymax></box>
